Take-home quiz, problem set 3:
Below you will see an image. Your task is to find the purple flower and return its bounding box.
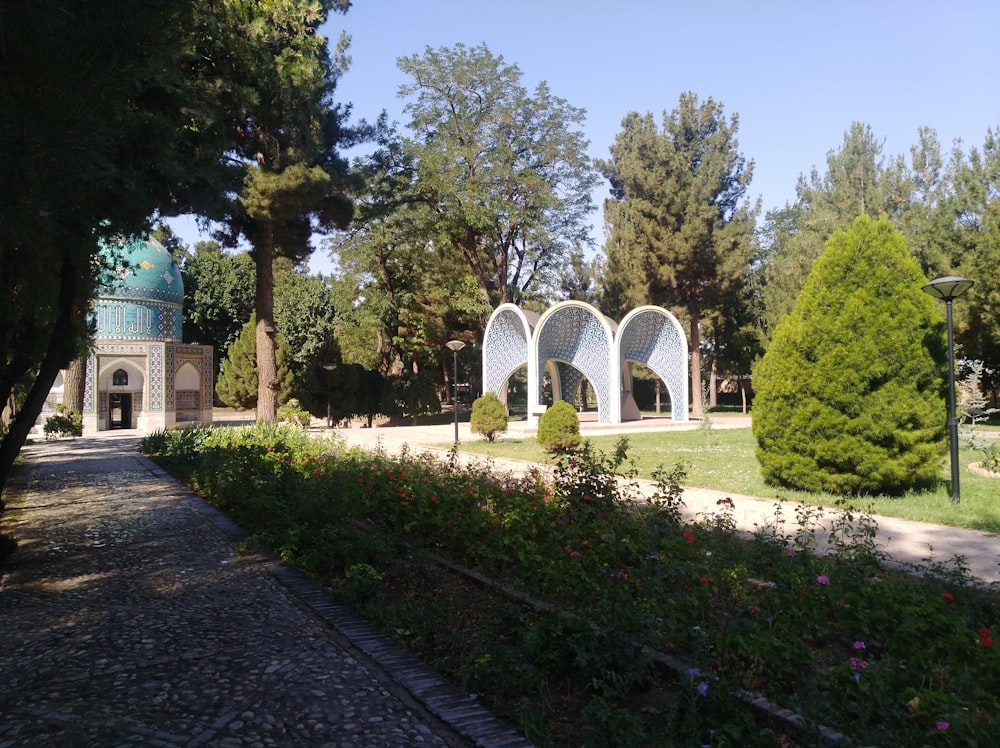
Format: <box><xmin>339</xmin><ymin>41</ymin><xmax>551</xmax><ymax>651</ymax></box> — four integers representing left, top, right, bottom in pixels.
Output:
<box><xmin>816</xmin><ymin>575</ymin><xmax>830</xmax><ymax>585</ymax></box>
<box><xmin>936</xmin><ymin>721</ymin><xmax>949</xmax><ymax>731</ymax></box>
<box><xmin>852</xmin><ymin>640</ymin><xmax>866</xmax><ymax>650</ymax></box>
<box><xmin>687</xmin><ymin>668</ymin><xmax>701</xmax><ymax>677</ymax></box>
<box><xmin>696</xmin><ymin>681</ymin><xmax>709</xmax><ymax>697</ymax></box>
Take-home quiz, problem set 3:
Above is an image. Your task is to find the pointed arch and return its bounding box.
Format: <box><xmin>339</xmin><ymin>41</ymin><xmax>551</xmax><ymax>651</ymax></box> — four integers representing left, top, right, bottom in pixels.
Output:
<box><xmin>533</xmin><ymin>301</ymin><xmax>617</xmax><ymax>423</ymax></box>
<box><xmin>616</xmin><ymin>306</ymin><xmax>689</xmax><ymax>422</ymax></box>
<box><xmin>483</xmin><ymin>303</ymin><xmax>536</xmax><ymax>396</ymax></box>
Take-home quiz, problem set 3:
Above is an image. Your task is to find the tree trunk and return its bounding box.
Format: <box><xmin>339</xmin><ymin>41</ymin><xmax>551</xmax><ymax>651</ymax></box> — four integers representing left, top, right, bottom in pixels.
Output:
<box><xmin>655</xmin><ymin>379</ymin><xmax>662</xmax><ymax>415</ymax></box>
<box><xmin>63</xmin><ymin>357</ymin><xmax>87</xmax><ymax>413</ymax></box>
<box><xmin>709</xmin><ymin>352</ymin><xmax>718</xmax><ymax>408</ymax></box>
<box><xmin>689</xmin><ymin>314</ymin><xmax>702</xmax><ymax>419</ymax></box>
<box><xmin>0</xmin><ymin>259</ymin><xmax>87</xmax><ymax>493</ymax></box>
<box><xmin>255</xmin><ymin>225</ymin><xmax>279</xmax><ymax>424</ymax></box>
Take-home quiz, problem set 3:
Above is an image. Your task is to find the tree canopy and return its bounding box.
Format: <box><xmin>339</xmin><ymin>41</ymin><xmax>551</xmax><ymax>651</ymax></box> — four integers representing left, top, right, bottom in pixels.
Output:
<box><xmin>598</xmin><ymin>92</ymin><xmax>759</xmax><ymax>417</ymax></box>
<box><xmin>396</xmin><ymin>43</ymin><xmax>599</xmax><ymax>310</ymax></box>
<box><xmin>0</xmin><ymin>1</ymin><xmax>224</xmax><ymax>490</ymax></box>
<box><xmin>187</xmin><ymin>0</ymin><xmax>360</xmax><ymax>424</ymax></box>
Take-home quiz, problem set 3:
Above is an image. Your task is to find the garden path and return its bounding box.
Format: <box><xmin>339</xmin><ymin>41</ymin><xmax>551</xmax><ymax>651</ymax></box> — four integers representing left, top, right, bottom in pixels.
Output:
<box><xmin>0</xmin><ymin>434</ymin><xmax>531</xmax><ymax>747</ymax></box>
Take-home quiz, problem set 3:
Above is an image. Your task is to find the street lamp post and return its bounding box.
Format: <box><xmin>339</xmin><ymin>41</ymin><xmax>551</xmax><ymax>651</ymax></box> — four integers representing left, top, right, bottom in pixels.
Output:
<box><xmin>922</xmin><ymin>276</ymin><xmax>974</xmax><ymax>502</ymax></box>
<box><xmin>445</xmin><ymin>340</ymin><xmax>466</xmax><ymax>443</ymax></box>
<box><xmin>322</xmin><ymin>363</ymin><xmax>337</xmax><ymax>428</ymax></box>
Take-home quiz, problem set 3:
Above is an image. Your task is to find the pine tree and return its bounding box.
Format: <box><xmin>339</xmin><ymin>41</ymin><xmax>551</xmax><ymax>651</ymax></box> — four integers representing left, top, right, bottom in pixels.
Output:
<box><xmin>597</xmin><ymin>93</ymin><xmax>758</xmax><ymax>417</ymax></box>
<box><xmin>752</xmin><ymin>215</ymin><xmax>948</xmax><ymax>495</ymax></box>
<box><xmin>217</xmin><ymin>315</ymin><xmax>294</xmax><ymax>412</ymax></box>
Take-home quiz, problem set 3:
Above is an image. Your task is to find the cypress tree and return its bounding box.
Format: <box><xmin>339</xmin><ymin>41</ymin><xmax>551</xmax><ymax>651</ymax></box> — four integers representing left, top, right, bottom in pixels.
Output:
<box><xmin>752</xmin><ymin>215</ymin><xmax>948</xmax><ymax>495</ymax></box>
<box><xmin>217</xmin><ymin>314</ymin><xmax>294</xmax><ymax>412</ymax></box>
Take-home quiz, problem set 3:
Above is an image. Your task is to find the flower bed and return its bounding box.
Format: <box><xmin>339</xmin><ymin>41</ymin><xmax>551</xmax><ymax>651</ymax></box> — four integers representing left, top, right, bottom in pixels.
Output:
<box><xmin>141</xmin><ymin>424</ymin><xmax>1000</xmax><ymax>747</ymax></box>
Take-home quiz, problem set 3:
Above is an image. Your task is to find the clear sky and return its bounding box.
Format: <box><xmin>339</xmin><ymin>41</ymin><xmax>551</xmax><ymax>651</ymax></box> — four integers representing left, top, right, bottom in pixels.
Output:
<box><xmin>168</xmin><ymin>0</ymin><xmax>999</xmax><ymax>274</ymax></box>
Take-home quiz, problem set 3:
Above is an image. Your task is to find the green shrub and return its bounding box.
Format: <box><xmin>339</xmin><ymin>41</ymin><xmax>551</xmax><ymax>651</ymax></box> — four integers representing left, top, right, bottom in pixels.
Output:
<box><xmin>537</xmin><ymin>400</ymin><xmax>581</xmax><ymax>452</ymax></box>
<box><xmin>43</xmin><ymin>404</ymin><xmax>83</xmax><ymax>440</ymax></box>
<box><xmin>277</xmin><ymin>398</ymin><xmax>311</xmax><ymax>428</ymax></box>
<box><xmin>216</xmin><ymin>313</ymin><xmax>294</xmax><ymax>410</ymax></box>
<box><xmin>752</xmin><ymin>215</ymin><xmax>948</xmax><ymax>495</ymax></box>
<box><xmin>470</xmin><ymin>392</ymin><xmax>508</xmax><ymax>442</ymax></box>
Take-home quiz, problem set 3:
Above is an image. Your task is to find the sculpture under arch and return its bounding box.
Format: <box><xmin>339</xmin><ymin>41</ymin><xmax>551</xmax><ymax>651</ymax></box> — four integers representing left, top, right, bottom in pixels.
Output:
<box><xmin>482</xmin><ymin>302</ymin><xmax>689</xmax><ymax>424</ymax></box>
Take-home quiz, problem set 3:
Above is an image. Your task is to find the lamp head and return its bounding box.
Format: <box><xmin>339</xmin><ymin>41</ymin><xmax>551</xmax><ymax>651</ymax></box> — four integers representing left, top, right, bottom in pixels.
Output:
<box><xmin>922</xmin><ymin>276</ymin><xmax>973</xmax><ymax>301</ymax></box>
<box><xmin>445</xmin><ymin>339</ymin><xmax>466</xmax><ymax>353</ymax></box>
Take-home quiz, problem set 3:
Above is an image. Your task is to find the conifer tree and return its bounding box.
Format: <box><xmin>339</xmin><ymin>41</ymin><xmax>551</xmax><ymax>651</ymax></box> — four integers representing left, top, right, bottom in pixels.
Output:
<box><xmin>598</xmin><ymin>93</ymin><xmax>758</xmax><ymax>417</ymax></box>
<box><xmin>752</xmin><ymin>215</ymin><xmax>948</xmax><ymax>495</ymax></box>
<box><xmin>217</xmin><ymin>315</ymin><xmax>294</xmax><ymax>412</ymax></box>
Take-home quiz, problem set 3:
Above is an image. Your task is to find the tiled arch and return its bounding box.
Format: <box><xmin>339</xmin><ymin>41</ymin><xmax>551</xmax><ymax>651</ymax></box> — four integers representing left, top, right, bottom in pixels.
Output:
<box><xmin>482</xmin><ymin>302</ymin><xmax>689</xmax><ymax>424</ymax></box>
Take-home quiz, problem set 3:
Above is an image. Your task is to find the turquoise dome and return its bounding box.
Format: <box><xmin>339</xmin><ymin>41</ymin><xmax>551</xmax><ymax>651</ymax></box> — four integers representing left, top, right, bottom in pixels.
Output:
<box><xmin>93</xmin><ymin>236</ymin><xmax>184</xmax><ymax>342</ymax></box>
<box><xmin>99</xmin><ymin>236</ymin><xmax>184</xmax><ymax>304</ymax></box>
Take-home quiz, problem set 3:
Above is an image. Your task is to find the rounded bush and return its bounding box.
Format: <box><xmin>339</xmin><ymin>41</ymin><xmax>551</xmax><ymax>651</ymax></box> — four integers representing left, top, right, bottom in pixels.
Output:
<box><xmin>470</xmin><ymin>392</ymin><xmax>508</xmax><ymax>442</ymax></box>
<box><xmin>537</xmin><ymin>400</ymin><xmax>581</xmax><ymax>453</ymax></box>
<box><xmin>752</xmin><ymin>215</ymin><xmax>948</xmax><ymax>495</ymax></box>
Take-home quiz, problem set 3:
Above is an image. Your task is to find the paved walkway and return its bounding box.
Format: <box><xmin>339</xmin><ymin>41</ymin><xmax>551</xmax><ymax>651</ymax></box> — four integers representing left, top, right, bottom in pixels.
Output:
<box><xmin>332</xmin><ymin>415</ymin><xmax>1000</xmax><ymax>585</ymax></box>
<box><xmin>0</xmin><ymin>435</ymin><xmax>530</xmax><ymax>748</ymax></box>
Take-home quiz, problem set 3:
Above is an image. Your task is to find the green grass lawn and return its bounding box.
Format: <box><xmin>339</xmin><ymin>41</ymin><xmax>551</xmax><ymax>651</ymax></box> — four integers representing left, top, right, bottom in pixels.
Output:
<box><xmin>453</xmin><ymin>426</ymin><xmax>1000</xmax><ymax>534</ymax></box>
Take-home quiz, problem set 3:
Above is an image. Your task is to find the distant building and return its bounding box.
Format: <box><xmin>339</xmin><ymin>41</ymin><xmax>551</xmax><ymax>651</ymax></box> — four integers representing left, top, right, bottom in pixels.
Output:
<box><xmin>42</xmin><ymin>236</ymin><xmax>213</xmax><ymax>434</ymax></box>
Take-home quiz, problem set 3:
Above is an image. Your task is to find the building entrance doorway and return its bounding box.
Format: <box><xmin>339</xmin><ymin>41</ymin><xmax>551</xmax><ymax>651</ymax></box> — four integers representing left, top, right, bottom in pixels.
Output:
<box><xmin>110</xmin><ymin>393</ymin><xmax>132</xmax><ymax>429</ymax></box>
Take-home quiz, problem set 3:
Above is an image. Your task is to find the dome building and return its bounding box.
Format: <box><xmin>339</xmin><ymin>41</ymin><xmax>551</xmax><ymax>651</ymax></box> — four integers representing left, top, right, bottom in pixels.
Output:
<box><xmin>75</xmin><ymin>236</ymin><xmax>213</xmax><ymax>432</ymax></box>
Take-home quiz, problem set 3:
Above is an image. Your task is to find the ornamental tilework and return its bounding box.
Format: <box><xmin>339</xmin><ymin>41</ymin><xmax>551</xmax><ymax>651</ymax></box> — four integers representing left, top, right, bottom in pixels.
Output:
<box><xmin>164</xmin><ymin>346</ymin><xmax>175</xmax><ymax>409</ymax></box>
<box><xmin>554</xmin><ymin>361</ymin><xmax>584</xmax><ymax>406</ymax></box>
<box><xmin>536</xmin><ymin>304</ymin><xmax>612</xmax><ymax>422</ymax></box>
<box><xmin>149</xmin><ymin>345</ymin><xmax>163</xmax><ymax>411</ymax></box>
<box><xmin>83</xmin><ymin>353</ymin><xmax>96</xmax><ymax>413</ymax></box>
<box><xmin>93</xmin><ymin>301</ymin><xmax>182</xmax><ymax>341</ymax></box>
<box><xmin>617</xmin><ymin>307</ymin><xmax>688</xmax><ymax>422</ymax></box>
<box><xmin>483</xmin><ymin>307</ymin><xmax>531</xmax><ymax>393</ymax></box>
<box><xmin>484</xmin><ymin>302</ymin><xmax>689</xmax><ymax>424</ymax></box>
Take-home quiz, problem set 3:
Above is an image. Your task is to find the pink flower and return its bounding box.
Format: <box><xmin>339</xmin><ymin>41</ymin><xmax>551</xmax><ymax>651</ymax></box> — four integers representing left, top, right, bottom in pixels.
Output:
<box><xmin>852</xmin><ymin>641</ymin><xmax>866</xmax><ymax>650</ymax></box>
<box><xmin>570</xmin><ymin>550</ymin><xmax>580</xmax><ymax>558</ymax></box>
<box><xmin>849</xmin><ymin>657</ymin><xmax>868</xmax><ymax>670</ymax></box>
<box><xmin>936</xmin><ymin>721</ymin><xmax>949</xmax><ymax>731</ymax></box>
<box><xmin>816</xmin><ymin>575</ymin><xmax>830</xmax><ymax>585</ymax></box>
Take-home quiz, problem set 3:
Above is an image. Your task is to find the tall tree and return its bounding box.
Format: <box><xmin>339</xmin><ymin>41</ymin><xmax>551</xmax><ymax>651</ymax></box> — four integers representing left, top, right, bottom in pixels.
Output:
<box><xmin>191</xmin><ymin>0</ymin><xmax>360</xmax><ymax>424</ymax></box>
<box><xmin>216</xmin><ymin>314</ymin><xmax>294</xmax><ymax>412</ymax></box>
<box><xmin>955</xmin><ymin>126</ymin><xmax>1000</xmax><ymax>400</ymax></box>
<box><xmin>396</xmin><ymin>43</ymin><xmax>599</xmax><ymax>312</ymax></box>
<box><xmin>273</xmin><ymin>269</ymin><xmax>338</xmax><ymax>376</ymax></box>
<box><xmin>598</xmin><ymin>93</ymin><xmax>758</xmax><ymax>418</ymax></box>
<box><xmin>757</xmin><ymin>122</ymin><xmax>912</xmax><ymax>344</ymax></box>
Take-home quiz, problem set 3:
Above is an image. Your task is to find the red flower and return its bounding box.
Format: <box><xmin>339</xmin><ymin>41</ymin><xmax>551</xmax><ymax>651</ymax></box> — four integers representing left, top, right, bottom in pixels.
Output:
<box><xmin>978</xmin><ymin>627</ymin><xmax>992</xmax><ymax>638</ymax></box>
<box><xmin>699</xmin><ymin>576</ymin><xmax>709</xmax><ymax>584</ymax></box>
<box><xmin>683</xmin><ymin>529</ymin><xmax>695</xmax><ymax>544</ymax></box>
<box><xmin>982</xmin><ymin>638</ymin><xmax>994</xmax><ymax>647</ymax></box>
<box><xmin>942</xmin><ymin>591</ymin><xmax>954</xmax><ymax>601</ymax></box>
